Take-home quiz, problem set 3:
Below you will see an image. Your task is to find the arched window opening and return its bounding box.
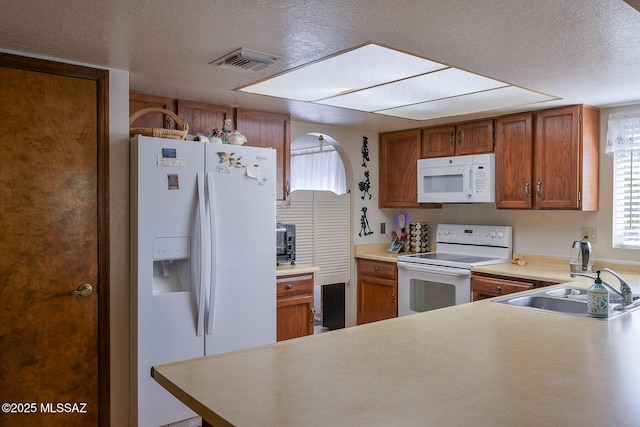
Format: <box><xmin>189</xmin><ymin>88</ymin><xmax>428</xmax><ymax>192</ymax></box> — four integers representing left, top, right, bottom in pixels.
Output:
<box><xmin>290</xmin><ymin>133</ymin><xmax>347</xmax><ymax>195</ymax></box>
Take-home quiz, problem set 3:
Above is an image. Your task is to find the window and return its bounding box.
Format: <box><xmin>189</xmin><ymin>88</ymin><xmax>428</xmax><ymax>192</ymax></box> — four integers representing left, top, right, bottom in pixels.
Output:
<box><xmin>290</xmin><ymin>139</ymin><xmax>347</xmax><ymax>195</ymax></box>
<box><xmin>607</xmin><ymin>111</ymin><xmax>640</xmax><ymax>249</ymax></box>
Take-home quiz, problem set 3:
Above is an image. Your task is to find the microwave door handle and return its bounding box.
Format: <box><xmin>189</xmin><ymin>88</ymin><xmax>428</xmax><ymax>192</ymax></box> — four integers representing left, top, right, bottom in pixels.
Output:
<box><xmin>467</xmin><ymin>166</ymin><xmax>473</xmax><ymax>197</ymax></box>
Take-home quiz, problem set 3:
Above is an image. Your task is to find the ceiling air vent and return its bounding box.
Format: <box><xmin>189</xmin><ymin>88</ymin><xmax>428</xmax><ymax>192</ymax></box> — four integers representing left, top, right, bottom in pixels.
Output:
<box><xmin>210</xmin><ymin>48</ymin><xmax>282</xmax><ymax>73</ymax></box>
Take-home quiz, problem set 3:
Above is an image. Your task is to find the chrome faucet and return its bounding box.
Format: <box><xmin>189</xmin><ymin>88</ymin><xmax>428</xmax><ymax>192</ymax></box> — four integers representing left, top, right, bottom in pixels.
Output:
<box><xmin>570</xmin><ymin>269</ymin><xmax>634</xmax><ymax>305</ymax></box>
<box><xmin>601</xmin><ymin>268</ymin><xmax>634</xmax><ymax>305</ymax></box>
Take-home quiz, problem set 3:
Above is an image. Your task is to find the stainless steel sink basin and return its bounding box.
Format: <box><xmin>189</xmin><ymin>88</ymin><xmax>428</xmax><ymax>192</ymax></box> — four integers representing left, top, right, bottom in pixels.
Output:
<box><xmin>492</xmin><ymin>285</ymin><xmax>640</xmax><ymax>320</ymax></box>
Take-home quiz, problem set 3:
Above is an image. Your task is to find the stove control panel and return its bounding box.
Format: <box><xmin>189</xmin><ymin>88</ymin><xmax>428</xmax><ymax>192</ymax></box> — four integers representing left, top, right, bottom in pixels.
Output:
<box><xmin>436</xmin><ymin>224</ymin><xmax>512</xmax><ymax>247</ymax></box>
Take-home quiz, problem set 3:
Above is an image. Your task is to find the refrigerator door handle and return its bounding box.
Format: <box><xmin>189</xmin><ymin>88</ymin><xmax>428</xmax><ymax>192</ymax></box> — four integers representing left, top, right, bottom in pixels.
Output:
<box><xmin>196</xmin><ymin>172</ymin><xmax>206</xmax><ymax>337</ymax></box>
<box><xmin>206</xmin><ymin>172</ymin><xmax>216</xmax><ymax>335</ymax></box>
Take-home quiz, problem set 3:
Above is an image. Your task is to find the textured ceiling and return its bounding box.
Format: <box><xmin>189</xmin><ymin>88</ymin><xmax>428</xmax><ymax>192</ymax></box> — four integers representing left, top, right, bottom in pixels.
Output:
<box><xmin>1</xmin><ymin>0</ymin><xmax>640</xmax><ymax>132</ymax></box>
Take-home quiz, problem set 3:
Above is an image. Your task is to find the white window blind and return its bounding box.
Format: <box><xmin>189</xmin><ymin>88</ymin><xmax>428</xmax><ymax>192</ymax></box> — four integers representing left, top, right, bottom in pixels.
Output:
<box><xmin>276</xmin><ymin>190</ymin><xmax>351</xmax><ymax>285</ymax></box>
<box><xmin>607</xmin><ymin>111</ymin><xmax>640</xmax><ymax>249</ymax></box>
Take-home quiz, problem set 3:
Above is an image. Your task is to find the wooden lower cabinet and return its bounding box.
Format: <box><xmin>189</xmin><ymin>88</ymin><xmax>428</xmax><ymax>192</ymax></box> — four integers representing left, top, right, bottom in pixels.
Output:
<box><xmin>276</xmin><ymin>273</ymin><xmax>314</xmax><ymax>341</ymax></box>
<box><xmin>471</xmin><ymin>273</ymin><xmax>557</xmax><ymax>301</ymax></box>
<box><xmin>357</xmin><ymin>259</ymin><xmax>398</xmax><ymax>324</ymax></box>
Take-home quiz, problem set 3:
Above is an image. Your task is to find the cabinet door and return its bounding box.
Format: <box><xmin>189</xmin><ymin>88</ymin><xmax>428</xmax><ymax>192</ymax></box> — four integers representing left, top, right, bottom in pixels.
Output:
<box><xmin>357</xmin><ymin>274</ymin><xmax>397</xmax><ymax>324</ymax></box>
<box><xmin>236</xmin><ymin>109</ymin><xmax>291</xmax><ymax>206</ymax></box>
<box><xmin>129</xmin><ymin>92</ymin><xmax>178</xmax><ymax>128</ymax></box>
<box><xmin>379</xmin><ymin>129</ymin><xmax>421</xmax><ymax>208</ymax></box>
<box><xmin>456</xmin><ymin>119</ymin><xmax>494</xmax><ymax>155</ymax></box>
<box><xmin>421</xmin><ymin>125</ymin><xmax>456</xmax><ymax>158</ymax></box>
<box><xmin>495</xmin><ymin>113</ymin><xmax>533</xmax><ymax>209</ymax></box>
<box><xmin>277</xmin><ymin>297</ymin><xmax>314</xmax><ymax>341</ymax></box>
<box><xmin>177</xmin><ymin>100</ymin><xmax>232</xmax><ymax>135</ymax></box>
<box><xmin>534</xmin><ymin>106</ymin><xmax>582</xmax><ymax>209</ymax></box>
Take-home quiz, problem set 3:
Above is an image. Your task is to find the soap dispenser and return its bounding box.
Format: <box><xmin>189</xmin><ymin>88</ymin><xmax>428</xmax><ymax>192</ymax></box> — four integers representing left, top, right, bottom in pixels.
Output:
<box><xmin>587</xmin><ymin>270</ymin><xmax>609</xmax><ymax>318</ymax></box>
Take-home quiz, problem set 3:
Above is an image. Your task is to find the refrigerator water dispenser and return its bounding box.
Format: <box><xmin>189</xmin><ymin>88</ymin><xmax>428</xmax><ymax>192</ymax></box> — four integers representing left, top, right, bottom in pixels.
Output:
<box><xmin>152</xmin><ymin>237</ymin><xmax>191</xmax><ymax>293</ymax></box>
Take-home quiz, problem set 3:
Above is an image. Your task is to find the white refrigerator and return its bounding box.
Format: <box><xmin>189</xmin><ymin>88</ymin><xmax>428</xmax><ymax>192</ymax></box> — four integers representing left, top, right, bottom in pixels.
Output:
<box><xmin>130</xmin><ymin>135</ymin><xmax>277</xmax><ymax>427</ymax></box>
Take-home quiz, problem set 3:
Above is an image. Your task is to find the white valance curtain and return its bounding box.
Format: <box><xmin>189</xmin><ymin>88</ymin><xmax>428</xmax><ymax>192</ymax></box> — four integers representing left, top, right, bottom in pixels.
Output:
<box><xmin>606</xmin><ymin>111</ymin><xmax>640</xmax><ymax>153</ymax></box>
<box><xmin>290</xmin><ymin>148</ymin><xmax>347</xmax><ymax>195</ymax></box>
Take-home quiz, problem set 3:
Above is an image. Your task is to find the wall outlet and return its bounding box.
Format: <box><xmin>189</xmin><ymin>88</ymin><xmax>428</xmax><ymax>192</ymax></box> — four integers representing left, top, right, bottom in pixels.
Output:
<box><xmin>581</xmin><ymin>227</ymin><xmax>598</xmax><ymax>243</ymax></box>
<box><xmin>380</xmin><ymin>222</ymin><xmax>386</xmax><ymax>234</ymax></box>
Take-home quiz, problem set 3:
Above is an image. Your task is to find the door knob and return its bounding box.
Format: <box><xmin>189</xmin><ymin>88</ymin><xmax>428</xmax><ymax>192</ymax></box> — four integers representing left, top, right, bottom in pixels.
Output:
<box><xmin>72</xmin><ymin>284</ymin><xmax>93</xmax><ymax>297</ymax></box>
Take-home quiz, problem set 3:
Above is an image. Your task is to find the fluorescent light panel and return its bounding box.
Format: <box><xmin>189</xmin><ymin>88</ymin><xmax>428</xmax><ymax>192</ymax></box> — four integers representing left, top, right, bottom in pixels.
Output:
<box><xmin>238</xmin><ymin>43</ymin><xmax>557</xmax><ymax>120</ymax></box>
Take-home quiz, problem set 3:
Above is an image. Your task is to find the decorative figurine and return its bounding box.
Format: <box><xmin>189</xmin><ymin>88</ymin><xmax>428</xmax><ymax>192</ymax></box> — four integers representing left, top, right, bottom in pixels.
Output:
<box><xmin>361</xmin><ymin>136</ymin><xmax>370</xmax><ymax>167</ymax></box>
<box><xmin>359</xmin><ymin>207</ymin><xmax>374</xmax><ymax>237</ymax></box>
<box><xmin>358</xmin><ymin>170</ymin><xmax>372</xmax><ymax>200</ymax></box>
<box><xmin>220</xmin><ymin>118</ymin><xmax>247</xmax><ymax>145</ymax></box>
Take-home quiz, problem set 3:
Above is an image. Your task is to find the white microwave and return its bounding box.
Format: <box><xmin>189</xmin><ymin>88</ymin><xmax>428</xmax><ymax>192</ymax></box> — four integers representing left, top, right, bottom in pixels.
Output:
<box><xmin>417</xmin><ymin>153</ymin><xmax>495</xmax><ymax>203</ymax></box>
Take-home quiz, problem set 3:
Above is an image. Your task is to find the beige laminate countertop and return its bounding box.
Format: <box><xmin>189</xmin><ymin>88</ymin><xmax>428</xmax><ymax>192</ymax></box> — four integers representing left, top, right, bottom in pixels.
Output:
<box><xmin>153</xmin><ymin>276</ymin><xmax>640</xmax><ymax>426</ymax></box>
<box><xmin>276</xmin><ymin>264</ymin><xmax>319</xmax><ymax>277</ymax></box>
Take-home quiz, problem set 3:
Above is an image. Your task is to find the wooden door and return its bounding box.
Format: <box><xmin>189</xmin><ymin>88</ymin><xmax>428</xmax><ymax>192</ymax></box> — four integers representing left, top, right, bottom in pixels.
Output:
<box><xmin>534</xmin><ymin>106</ymin><xmax>581</xmax><ymax>209</ymax></box>
<box><xmin>495</xmin><ymin>113</ymin><xmax>533</xmax><ymax>209</ymax></box>
<box><xmin>456</xmin><ymin>119</ymin><xmax>494</xmax><ymax>155</ymax></box>
<box><xmin>379</xmin><ymin>129</ymin><xmax>421</xmax><ymax>208</ymax></box>
<box><xmin>421</xmin><ymin>125</ymin><xmax>456</xmax><ymax>158</ymax></box>
<box><xmin>0</xmin><ymin>54</ymin><xmax>109</xmax><ymax>426</ymax></box>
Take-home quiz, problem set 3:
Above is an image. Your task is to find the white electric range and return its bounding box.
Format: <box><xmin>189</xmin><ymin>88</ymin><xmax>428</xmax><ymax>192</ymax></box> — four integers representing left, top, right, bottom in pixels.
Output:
<box><xmin>397</xmin><ymin>224</ymin><xmax>512</xmax><ymax>316</ymax></box>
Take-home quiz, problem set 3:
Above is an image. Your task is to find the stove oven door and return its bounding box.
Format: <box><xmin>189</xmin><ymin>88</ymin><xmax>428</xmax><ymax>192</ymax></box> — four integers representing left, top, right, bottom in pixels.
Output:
<box><xmin>397</xmin><ymin>261</ymin><xmax>472</xmax><ymax>316</ymax></box>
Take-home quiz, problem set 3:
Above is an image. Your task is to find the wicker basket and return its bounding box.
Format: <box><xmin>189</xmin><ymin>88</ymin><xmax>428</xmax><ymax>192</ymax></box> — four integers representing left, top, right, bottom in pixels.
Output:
<box><xmin>129</xmin><ymin>107</ymin><xmax>189</xmax><ymax>140</ymax></box>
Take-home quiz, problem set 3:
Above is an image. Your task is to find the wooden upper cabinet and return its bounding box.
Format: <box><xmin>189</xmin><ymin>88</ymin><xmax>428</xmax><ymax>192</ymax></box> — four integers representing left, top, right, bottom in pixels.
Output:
<box><xmin>456</xmin><ymin>119</ymin><xmax>495</xmax><ymax>155</ymax></box>
<box><xmin>177</xmin><ymin>100</ymin><xmax>232</xmax><ymax>135</ymax></box>
<box><xmin>129</xmin><ymin>92</ymin><xmax>178</xmax><ymax>129</ymax></box>
<box><xmin>421</xmin><ymin>120</ymin><xmax>494</xmax><ymax>158</ymax></box>
<box><xmin>235</xmin><ymin>108</ymin><xmax>291</xmax><ymax>206</ymax></box>
<box><xmin>534</xmin><ymin>105</ymin><xmax>599</xmax><ymax>210</ymax></box>
<box><xmin>495</xmin><ymin>113</ymin><xmax>534</xmax><ymax>209</ymax></box>
<box><xmin>379</xmin><ymin>129</ymin><xmax>421</xmax><ymax>208</ymax></box>
<box><xmin>421</xmin><ymin>125</ymin><xmax>456</xmax><ymax>158</ymax></box>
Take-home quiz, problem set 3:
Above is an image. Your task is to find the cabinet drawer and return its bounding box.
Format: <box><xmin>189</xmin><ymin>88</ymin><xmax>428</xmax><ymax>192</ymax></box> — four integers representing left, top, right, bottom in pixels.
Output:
<box><xmin>276</xmin><ymin>273</ymin><xmax>314</xmax><ymax>297</ymax></box>
<box><xmin>471</xmin><ymin>276</ymin><xmax>533</xmax><ymax>296</ymax></box>
<box><xmin>357</xmin><ymin>258</ymin><xmax>397</xmax><ymax>279</ymax></box>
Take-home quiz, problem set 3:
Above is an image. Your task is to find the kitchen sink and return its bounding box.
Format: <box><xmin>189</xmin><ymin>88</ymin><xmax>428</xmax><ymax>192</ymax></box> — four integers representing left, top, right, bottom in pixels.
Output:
<box><xmin>492</xmin><ymin>285</ymin><xmax>640</xmax><ymax>320</ymax></box>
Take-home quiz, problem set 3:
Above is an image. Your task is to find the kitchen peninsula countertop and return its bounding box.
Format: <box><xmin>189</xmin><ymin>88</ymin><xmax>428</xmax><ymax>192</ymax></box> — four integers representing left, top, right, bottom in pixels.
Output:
<box><xmin>152</xmin><ymin>275</ymin><xmax>640</xmax><ymax>426</ymax></box>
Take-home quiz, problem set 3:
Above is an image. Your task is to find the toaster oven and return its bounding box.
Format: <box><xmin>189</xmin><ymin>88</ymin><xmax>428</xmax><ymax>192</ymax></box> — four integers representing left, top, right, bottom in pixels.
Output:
<box><xmin>276</xmin><ymin>223</ymin><xmax>296</xmax><ymax>265</ymax></box>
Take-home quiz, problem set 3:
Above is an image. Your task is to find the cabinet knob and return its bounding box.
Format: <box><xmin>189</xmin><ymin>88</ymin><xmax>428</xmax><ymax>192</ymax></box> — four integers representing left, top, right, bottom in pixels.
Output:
<box><xmin>496</xmin><ymin>286</ymin><xmax>502</xmax><ymax>292</ymax></box>
<box><xmin>286</xmin><ymin>284</ymin><xmax>292</xmax><ymax>290</ymax></box>
<box><xmin>374</xmin><ymin>266</ymin><xmax>380</xmax><ymax>271</ymax></box>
